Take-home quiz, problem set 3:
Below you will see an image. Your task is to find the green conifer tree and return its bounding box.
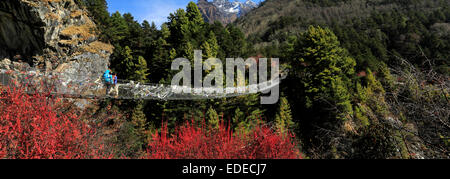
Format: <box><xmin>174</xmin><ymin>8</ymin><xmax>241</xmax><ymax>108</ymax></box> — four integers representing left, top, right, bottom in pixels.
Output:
<box><xmin>131</xmin><ymin>101</ymin><xmax>147</xmax><ymax>139</ymax></box>
<box><xmin>105</xmin><ymin>11</ymin><xmax>129</xmax><ymax>44</ymax></box>
<box><xmin>118</xmin><ymin>46</ymin><xmax>135</xmax><ymax>79</ymax></box>
<box><xmin>227</xmin><ymin>25</ymin><xmax>247</xmax><ymax>57</ymax></box>
<box><xmin>275</xmin><ymin>97</ymin><xmax>295</xmax><ymax>134</ymax></box>
<box><xmin>201</xmin><ymin>41</ymin><xmax>212</xmax><ymax>59</ymax></box>
<box><xmin>116</xmin><ymin>46</ymin><xmax>149</xmax><ymax>82</ymax></box>
<box><xmin>129</xmin><ymin>100</ymin><xmax>148</xmax><ymax>155</ymax></box>
<box><xmin>293</xmin><ymin>26</ymin><xmax>356</xmax><ymax>120</ymax></box>
<box><xmin>132</xmin><ymin>56</ymin><xmax>149</xmax><ymax>83</ymax></box>
<box><xmin>186</xmin><ymin>2</ymin><xmax>205</xmax><ymax>32</ymax></box>
<box><xmin>201</xmin><ymin>32</ymin><xmax>220</xmax><ymax>59</ymax></box>
<box><xmin>167</xmin><ymin>9</ymin><xmax>190</xmax><ymax>47</ymax></box>
<box><xmin>207</xmin><ymin>107</ymin><xmax>220</xmax><ymax>129</ymax></box>
<box><xmin>207</xmin><ymin>31</ymin><xmax>220</xmax><ymax>57</ymax></box>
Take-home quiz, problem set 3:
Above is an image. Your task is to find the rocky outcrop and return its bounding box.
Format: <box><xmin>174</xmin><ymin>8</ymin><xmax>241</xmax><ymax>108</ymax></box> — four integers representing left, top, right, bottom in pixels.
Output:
<box><xmin>0</xmin><ymin>0</ymin><xmax>112</xmax><ymax>78</ymax></box>
<box><xmin>0</xmin><ymin>0</ymin><xmax>45</xmax><ymax>62</ymax></box>
<box><xmin>198</xmin><ymin>0</ymin><xmax>230</xmax><ymax>24</ymax></box>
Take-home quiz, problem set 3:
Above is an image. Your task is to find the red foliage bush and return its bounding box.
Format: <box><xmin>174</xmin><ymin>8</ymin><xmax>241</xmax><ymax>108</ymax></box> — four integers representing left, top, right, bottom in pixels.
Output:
<box><xmin>146</xmin><ymin>120</ymin><xmax>302</xmax><ymax>159</ymax></box>
<box><xmin>0</xmin><ymin>87</ymin><xmax>301</xmax><ymax>159</ymax></box>
<box><xmin>0</xmin><ymin>87</ymin><xmax>108</xmax><ymax>159</ymax></box>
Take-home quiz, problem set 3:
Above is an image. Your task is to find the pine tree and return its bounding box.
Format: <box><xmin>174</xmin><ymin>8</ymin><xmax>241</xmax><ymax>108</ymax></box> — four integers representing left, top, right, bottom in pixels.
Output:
<box><xmin>207</xmin><ymin>107</ymin><xmax>219</xmax><ymax>129</ymax></box>
<box><xmin>132</xmin><ymin>56</ymin><xmax>149</xmax><ymax>83</ymax></box>
<box><xmin>131</xmin><ymin>101</ymin><xmax>147</xmax><ymax>137</ymax></box>
<box><xmin>167</xmin><ymin>9</ymin><xmax>190</xmax><ymax>47</ymax></box>
<box><xmin>123</xmin><ymin>13</ymin><xmax>146</xmax><ymax>56</ymax></box>
<box><xmin>377</xmin><ymin>62</ymin><xmax>395</xmax><ymax>90</ymax></box>
<box><xmin>130</xmin><ymin>100</ymin><xmax>148</xmax><ymax>155</ymax></box>
<box><xmin>201</xmin><ymin>41</ymin><xmax>212</xmax><ymax>59</ymax></box>
<box><xmin>186</xmin><ymin>2</ymin><xmax>206</xmax><ymax>45</ymax></box>
<box><xmin>331</xmin><ymin>76</ymin><xmax>353</xmax><ymax>120</ymax></box>
<box><xmin>150</xmin><ymin>34</ymin><xmax>172</xmax><ymax>82</ymax></box>
<box><xmin>181</xmin><ymin>41</ymin><xmax>194</xmax><ymax>61</ymax></box>
<box><xmin>210</xmin><ymin>21</ymin><xmax>232</xmax><ymax>59</ymax></box>
<box><xmin>160</xmin><ymin>23</ymin><xmax>171</xmax><ymax>40</ymax></box>
<box><xmin>117</xmin><ymin>46</ymin><xmax>149</xmax><ymax>82</ymax></box>
<box><xmin>207</xmin><ymin>31</ymin><xmax>220</xmax><ymax>58</ymax></box>
<box><xmin>142</xmin><ymin>20</ymin><xmax>158</xmax><ymax>59</ymax></box>
<box><xmin>106</xmin><ymin>12</ymin><xmax>129</xmax><ymax>74</ymax></box>
<box><xmin>186</xmin><ymin>2</ymin><xmax>205</xmax><ymax>29</ymax></box>
<box><xmin>105</xmin><ymin>11</ymin><xmax>129</xmax><ymax>44</ymax></box>
<box><xmin>275</xmin><ymin>97</ymin><xmax>295</xmax><ymax>134</ymax></box>
<box><xmin>118</xmin><ymin>46</ymin><xmax>135</xmax><ymax>80</ymax></box>
<box><xmin>293</xmin><ymin>26</ymin><xmax>356</xmax><ymax>120</ymax></box>
<box><xmin>227</xmin><ymin>25</ymin><xmax>247</xmax><ymax>57</ymax></box>
<box><xmin>201</xmin><ymin>32</ymin><xmax>220</xmax><ymax>59</ymax></box>
<box><xmin>362</xmin><ymin>69</ymin><xmax>390</xmax><ymax>117</ymax></box>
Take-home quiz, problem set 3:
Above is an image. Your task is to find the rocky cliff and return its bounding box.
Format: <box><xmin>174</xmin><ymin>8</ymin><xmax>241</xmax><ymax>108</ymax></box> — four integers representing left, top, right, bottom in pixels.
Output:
<box><xmin>0</xmin><ymin>0</ymin><xmax>112</xmax><ymax>78</ymax></box>
<box><xmin>198</xmin><ymin>0</ymin><xmax>232</xmax><ymax>24</ymax></box>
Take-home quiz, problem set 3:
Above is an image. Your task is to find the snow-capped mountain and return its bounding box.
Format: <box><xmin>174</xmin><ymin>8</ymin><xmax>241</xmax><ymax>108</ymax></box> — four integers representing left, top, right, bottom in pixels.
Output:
<box><xmin>212</xmin><ymin>0</ymin><xmax>258</xmax><ymax>15</ymax></box>
<box><xmin>197</xmin><ymin>0</ymin><xmax>259</xmax><ymax>24</ymax></box>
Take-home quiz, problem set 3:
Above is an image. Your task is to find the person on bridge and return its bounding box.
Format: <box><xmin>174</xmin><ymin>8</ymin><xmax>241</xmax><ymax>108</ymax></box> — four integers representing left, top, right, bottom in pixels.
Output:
<box><xmin>110</xmin><ymin>73</ymin><xmax>119</xmax><ymax>98</ymax></box>
<box><xmin>103</xmin><ymin>69</ymin><xmax>113</xmax><ymax>95</ymax></box>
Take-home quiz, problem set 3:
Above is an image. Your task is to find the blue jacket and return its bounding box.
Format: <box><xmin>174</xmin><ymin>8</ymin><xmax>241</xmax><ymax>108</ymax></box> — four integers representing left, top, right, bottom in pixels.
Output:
<box><xmin>103</xmin><ymin>70</ymin><xmax>112</xmax><ymax>83</ymax></box>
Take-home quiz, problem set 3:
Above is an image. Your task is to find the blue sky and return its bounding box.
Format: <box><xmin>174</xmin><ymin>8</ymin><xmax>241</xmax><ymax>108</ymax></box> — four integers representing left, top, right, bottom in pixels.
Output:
<box><xmin>106</xmin><ymin>0</ymin><xmax>255</xmax><ymax>27</ymax></box>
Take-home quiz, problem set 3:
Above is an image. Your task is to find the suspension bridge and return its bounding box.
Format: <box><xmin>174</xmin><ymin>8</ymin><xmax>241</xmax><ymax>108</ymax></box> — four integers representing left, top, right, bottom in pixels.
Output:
<box><xmin>0</xmin><ymin>67</ymin><xmax>287</xmax><ymax>100</ymax></box>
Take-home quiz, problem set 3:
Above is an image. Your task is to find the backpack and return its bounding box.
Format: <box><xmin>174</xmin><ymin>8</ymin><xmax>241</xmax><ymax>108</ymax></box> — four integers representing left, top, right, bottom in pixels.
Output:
<box><xmin>103</xmin><ymin>70</ymin><xmax>111</xmax><ymax>83</ymax></box>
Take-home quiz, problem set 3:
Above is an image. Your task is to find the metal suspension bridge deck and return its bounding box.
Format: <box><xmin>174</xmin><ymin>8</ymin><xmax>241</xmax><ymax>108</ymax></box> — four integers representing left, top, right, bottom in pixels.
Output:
<box><xmin>0</xmin><ymin>68</ymin><xmax>287</xmax><ymax>100</ymax></box>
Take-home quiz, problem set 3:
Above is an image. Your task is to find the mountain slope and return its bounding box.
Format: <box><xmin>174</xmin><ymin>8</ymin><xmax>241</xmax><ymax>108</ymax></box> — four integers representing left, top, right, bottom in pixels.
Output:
<box><xmin>197</xmin><ymin>0</ymin><xmax>258</xmax><ymax>24</ymax></box>
<box><xmin>232</xmin><ymin>0</ymin><xmax>450</xmax><ymax>159</ymax></box>
<box><xmin>236</xmin><ymin>0</ymin><xmax>447</xmax><ymax>38</ymax></box>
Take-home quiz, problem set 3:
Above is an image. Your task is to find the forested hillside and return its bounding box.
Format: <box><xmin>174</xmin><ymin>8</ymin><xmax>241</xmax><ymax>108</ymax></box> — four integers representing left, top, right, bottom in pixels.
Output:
<box><xmin>237</xmin><ymin>0</ymin><xmax>449</xmax><ymax>73</ymax></box>
<box><xmin>234</xmin><ymin>0</ymin><xmax>449</xmax><ymax>158</ymax></box>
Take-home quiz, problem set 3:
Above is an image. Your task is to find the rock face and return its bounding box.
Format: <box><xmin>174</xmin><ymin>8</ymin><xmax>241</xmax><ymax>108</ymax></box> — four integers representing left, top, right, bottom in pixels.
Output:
<box><xmin>197</xmin><ymin>0</ymin><xmax>258</xmax><ymax>25</ymax></box>
<box><xmin>0</xmin><ymin>0</ymin><xmax>45</xmax><ymax>62</ymax></box>
<box><xmin>0</xmin><ymin>0</ymin><xmax>112</xmax><ymax>78</ymax></box>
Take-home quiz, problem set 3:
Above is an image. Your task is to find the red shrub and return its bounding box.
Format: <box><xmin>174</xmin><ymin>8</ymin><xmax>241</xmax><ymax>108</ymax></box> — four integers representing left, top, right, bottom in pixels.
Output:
<box><xmin>146</xmin><ymin>120</ymin><xmax>302</xmax><ymax>159</ymax></box>
<box><xmin>0</xmin><ymin>87</ymin><xmax>109</xmax><ymax>159</ymax></box>
<box><xmin>0</xmin><ymin>87</ymin><xmax>301</xmax><ymax>159</ymax></box>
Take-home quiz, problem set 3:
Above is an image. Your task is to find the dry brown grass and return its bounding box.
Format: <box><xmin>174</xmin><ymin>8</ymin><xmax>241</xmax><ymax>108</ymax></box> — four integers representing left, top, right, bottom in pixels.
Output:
<box><xmin>45</xmin><ymin>12</ymin><xmax>60</xmax><ymax>20</ymax></box>
<box><xmin>81</xmin><ymin>41</ymin><xmax>114</xmax><ymax>56</ymax></box>
<box><xmin>59</xmin><ymin>39</ymin><xmax>77</xmax><ymax>45</ymax></box>
<box><xmin>61</xmin><ymin>24</ymin><xmax>94</xmax><ymax>38</ymax></box>
<box><xmin>60</xmin><ymin>21</ymin><xmax>96</xmax><ymax>46</ymax></box>
<box><xmin>70</xmin><ymin>10</ymin><xmax>83</xmax><ymax>18</ymax></box>
<box><xmin>343</xmin><ymin>120</ymin><xmax>358</xmax><ymax>135</ymax></box>
<box><xmin>41</xmin><ymin>0</ymin><xmax>64</xmax><ymax>3</ymax></box>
